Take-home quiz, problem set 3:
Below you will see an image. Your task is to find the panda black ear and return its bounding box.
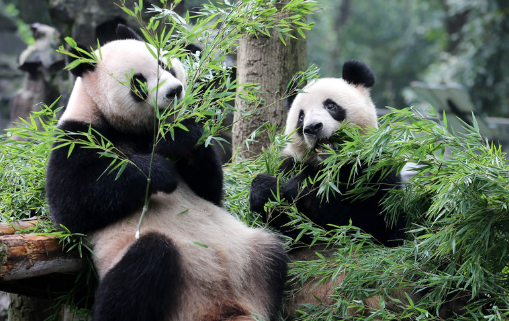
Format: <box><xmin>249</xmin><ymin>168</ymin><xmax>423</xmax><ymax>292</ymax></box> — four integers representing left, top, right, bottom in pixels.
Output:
<box><xmin>342</xmin><ymin>60</ymin><xmax>375</xmax><ymax>88</ymax></box>
<box><xmin>66</xmin><ymin>45</ymin><xmax>96</xmax><ymax>77</ymax></box>
<box><xmin>116</xmin><ymin>24</ymin><xmax>144</xmax><ymax>41</ymax></box>
<box><xmin>285</xmin><ymin>80</ymin><xmax>300</xmax><ymax>111</ymax></box>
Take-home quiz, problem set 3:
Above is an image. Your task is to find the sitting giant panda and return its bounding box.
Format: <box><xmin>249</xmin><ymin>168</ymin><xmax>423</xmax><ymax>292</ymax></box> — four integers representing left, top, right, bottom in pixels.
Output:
<box><xmin>250</xmin><ymin>60</ymin><xmax>406</xmax><ymax>248</ymax></box>
<box><xmin>248</xmin><ymin>61</ymin><xmax>492</xmax><ymax>319</ymax></box>
<box><xmin>46</xmin><ymin>25</ymin><xmax>287</xmax><ymax>321</ymax></box>
<box><xmin>248</xmin><ymin>60</ymin><xmax>408</xmax><ymax>318</ymax></box>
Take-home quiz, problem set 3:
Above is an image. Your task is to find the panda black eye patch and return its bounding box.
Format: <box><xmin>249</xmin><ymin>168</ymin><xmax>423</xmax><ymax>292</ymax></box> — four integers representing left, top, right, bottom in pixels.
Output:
<box><xmin>297</xmin><ymin>110</ymin><xmax>305</xmax><ymax>136</ymax></box>
<box><xmin>130</xmin><ymin>73</ymin><xmax>148</xmax><ymax>102</ymax></box>
<box><xmin>159</xmin><ymin>60</ymin><xmax>177</xmax><ymax>77</ymax></box>
<box><xmin>323</xmin><ymin>99</ymin><xmax>346</xmax><ymax>122</ymax></box>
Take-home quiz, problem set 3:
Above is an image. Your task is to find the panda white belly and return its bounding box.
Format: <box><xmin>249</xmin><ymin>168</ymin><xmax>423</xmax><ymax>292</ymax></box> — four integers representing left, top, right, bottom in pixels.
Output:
<box><xmin>89</xmin><ymin>183</ymin><xmax>279</xmax><ymax>320</ymax></box>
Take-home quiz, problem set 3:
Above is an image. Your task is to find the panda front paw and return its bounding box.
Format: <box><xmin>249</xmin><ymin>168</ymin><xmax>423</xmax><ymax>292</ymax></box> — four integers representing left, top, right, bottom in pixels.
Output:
<box><xmin>155</xmin><ymin>121</ymin><xmax>204</xmax><ymax>159</ymax></box>
<box><xmin>142</xmin><ymin>154</ymin><xmax>179</xmax><ymax>195</ymax></box>
<box><xmin>249</xmin><ymin>174</ymin><xmax>280</xmax><ymax>214</ymax></box>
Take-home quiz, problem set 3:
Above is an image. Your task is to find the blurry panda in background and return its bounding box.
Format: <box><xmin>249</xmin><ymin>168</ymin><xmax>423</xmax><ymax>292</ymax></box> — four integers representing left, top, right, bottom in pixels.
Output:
<box><xmin>46</xmin><ymin>24</ymin><xmax>287</xmax><ymax>321</ymax></box>
<box><xmin>250</xmin><ymin>60</ymin><xmax>407</xmax><ymax>248</ymax></box>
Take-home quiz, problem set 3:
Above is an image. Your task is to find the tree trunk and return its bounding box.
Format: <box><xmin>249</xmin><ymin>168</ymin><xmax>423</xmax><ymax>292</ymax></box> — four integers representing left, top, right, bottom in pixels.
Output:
<box><xmin>326</xmin><ymin>0</ymin><xmax>352</xmax><ymax>74</ymax></box>
<box><xmin>232</xmin><ymin>0</ymin><xmax>307</xmax><ymax>157</ymax></box>
<box><xmin>438</xmin><ymin>0</ymin><xmax>470</xmax><ymax>53</ymax></box>
<box><xmin>0</xmin><ymin>234</ymin><xmax>82</xmax><ymax>281</ymax></box>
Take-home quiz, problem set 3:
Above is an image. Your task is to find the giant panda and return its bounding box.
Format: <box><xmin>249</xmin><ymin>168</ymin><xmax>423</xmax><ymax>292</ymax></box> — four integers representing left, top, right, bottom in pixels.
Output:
<box><xmin>246</xmin><ymin>60</ymin><xmax>408</xmax><ymax>318</ymax></box>
<box><xmin>248</xmin><ymin>61</ymin><xmax>486</xmax><ymax>319</ymax></box>
<box><xmin>46</xmin><ymin>24</ymin><xmax>287</xmax><ymax>321</ymax></box>
<box><xmin>250</xmin><ymin>60</ymin><xmax>406</xmax><ymax>248</ymax></box>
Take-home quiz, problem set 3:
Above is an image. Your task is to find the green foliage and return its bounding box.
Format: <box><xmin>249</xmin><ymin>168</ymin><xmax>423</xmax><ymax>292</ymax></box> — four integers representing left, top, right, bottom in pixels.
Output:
<box><xmin>308</xmin><ymin>1</ymin><xmax>442</xmax><ymax>110</ymax></box>
<box><xmin>322</xmin><ymin>107</ymin><xmax>509</xmax><ymax>278</ymax></box>
<box><xmin>0</xmin><ymin>103</ymin><xmax>59</xmax><ymax>224</ymax></box>
<box><xmin>438</xmin><ymin>1</ymin><xmax>509</xmax><ymax>116</ymax></box>
<box><xmin>3</xmin><ymin>3</ymin><xmax>35</xmax><ymax>45</ymax></box>
<box><xmin>308</xmin><ymin>0</ymin><xmax>509</xmax><ymax>117</ymax></box>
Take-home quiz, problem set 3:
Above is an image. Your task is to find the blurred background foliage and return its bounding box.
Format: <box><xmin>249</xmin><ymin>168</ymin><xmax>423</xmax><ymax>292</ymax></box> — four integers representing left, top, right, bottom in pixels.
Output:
<box><xmin>308</xmin><ymin>0</ymin><xmax>509</xmax><ymax>117</ymax></box>
<box><xmin>0</xmin><ymin>0</ymin><xmax>508</xmax><ymax>120</ymax></box>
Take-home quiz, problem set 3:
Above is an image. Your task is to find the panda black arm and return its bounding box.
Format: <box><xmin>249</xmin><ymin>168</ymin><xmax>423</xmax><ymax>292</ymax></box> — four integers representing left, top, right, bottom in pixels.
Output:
<box><xmin>155</xmin><ymin>119</ymin><xmax>223</xmax><ymax>205</ymax></box>
<box><xmin>282</xmin><ymin>165</ymin><xmax>320</xmax><ymax>208</ymax></box>
<box><xmin>174</xmin><ymin>143</ymin><xmax>223</xmax><ymax>206</ymax></box>
<box><xmin>249</xmin><ymin>157</ymin><xmax>298</xmax><ymax>215</ymax></box>
<box><xmin>250</xmin><ymin>163</ymin><xmax>321</xmax><ymax>242</ymax></box>
<box><xmin>249</xmin><ymin>174</ymin><xmax>280</xmax><ymax>215</ymax></box>
<box><xmin>47</xmin><ymin>121</ymin><xmax>179</xmax><ymax>234</ymax></box>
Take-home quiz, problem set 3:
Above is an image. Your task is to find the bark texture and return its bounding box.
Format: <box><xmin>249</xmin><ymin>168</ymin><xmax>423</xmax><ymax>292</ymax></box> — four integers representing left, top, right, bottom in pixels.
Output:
<box><xmin>0</xmin><ymin>220</ymin><xmax>84</xmax><ymax>298</ymax></box>
<box><xmin>0</xmin><ymin>234</ymin><xmax>82</xmax><ymax>281</ymax></box>
<box><xmin>232</xmin><ymin>1</ymin><xmax>307</xmax><ymax>157</ymax></box>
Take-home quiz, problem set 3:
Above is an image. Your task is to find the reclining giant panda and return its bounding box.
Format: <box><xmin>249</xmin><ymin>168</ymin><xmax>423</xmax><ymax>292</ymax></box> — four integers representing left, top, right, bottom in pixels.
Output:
<box><xmin>46</xmin><ymin>25</ymin><xmax>287</xmax><ymax>321</ymax></box>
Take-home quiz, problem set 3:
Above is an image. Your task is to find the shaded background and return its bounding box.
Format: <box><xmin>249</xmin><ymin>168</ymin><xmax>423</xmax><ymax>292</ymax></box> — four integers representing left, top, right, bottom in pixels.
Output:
<box><xmin>0</xmin><ymin>0</ymin><xmax>508</xmax><ymax>135</ymax></box>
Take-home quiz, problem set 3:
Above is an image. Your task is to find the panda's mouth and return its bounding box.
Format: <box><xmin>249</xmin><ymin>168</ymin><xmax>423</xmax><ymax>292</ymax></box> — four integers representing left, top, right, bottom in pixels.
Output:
<box><xmin>314</xmin><ymin>138</ymin><xmax>334</xmax><ymax>154</ymax></box>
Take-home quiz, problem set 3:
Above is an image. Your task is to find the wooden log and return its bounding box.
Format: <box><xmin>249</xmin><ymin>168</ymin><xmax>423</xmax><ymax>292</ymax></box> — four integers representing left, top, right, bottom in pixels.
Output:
<box><xmin>0</xmin><ymin>219</ymin><xmax>87</xmax><ymax>299</ymax></box>
<box><xmin>0</xmin><ymin>220</ymin><xmax>39</xmax><ymax>236</ymax></box>
<box><xmin>0</xmin><ymin>234</ymin><xmax>83</xmax><ymax>281</ymax></box>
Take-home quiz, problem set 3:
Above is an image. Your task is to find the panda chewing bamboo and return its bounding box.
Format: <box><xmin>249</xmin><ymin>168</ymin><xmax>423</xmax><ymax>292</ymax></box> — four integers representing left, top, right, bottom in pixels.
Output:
<box><xmin>250</xmin><ymin>60</ymin><xmax>406</xmax><ymax>248</ymax></box>
<box><xmin>249</xmin><ymin>61</ymin><xmax>490</xmax><ymax>319</ymax></box>
<box><xmin>46</xmin><ymin>25</ymin><xmax>287</xmax><ymax>321</ymax></box>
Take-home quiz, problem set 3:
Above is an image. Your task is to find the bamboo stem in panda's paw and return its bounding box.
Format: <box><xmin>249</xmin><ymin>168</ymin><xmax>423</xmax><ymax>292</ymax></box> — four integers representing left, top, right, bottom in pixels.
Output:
<box><xmin>135</xmin><ymin>205</ymin><xmax>149</xmax><ymax>240</ymax></box>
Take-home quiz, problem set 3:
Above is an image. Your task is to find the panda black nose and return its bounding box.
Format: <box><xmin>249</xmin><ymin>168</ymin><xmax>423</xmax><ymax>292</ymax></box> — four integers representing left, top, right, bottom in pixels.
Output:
<box><xmin>303</xmin><ymin>122</ymin><xmax>323</xmax><ymax>137</ymax></box>
<box><xmin>166</xmin><ymin>85</ymin><xmax>183</xmax><ymax>99</ymax></box>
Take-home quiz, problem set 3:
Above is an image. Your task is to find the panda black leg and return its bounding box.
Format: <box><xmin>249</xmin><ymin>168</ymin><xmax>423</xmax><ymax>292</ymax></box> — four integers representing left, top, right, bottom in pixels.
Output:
<box><xmin>93</xmin><ymin>232</ymin><xmax>183</xmax><ymax>321</ymax></box>
<box><xmin>249</xmin><ymin>238</ymin><xmax>288</xmax><ymax>321</ymax></box>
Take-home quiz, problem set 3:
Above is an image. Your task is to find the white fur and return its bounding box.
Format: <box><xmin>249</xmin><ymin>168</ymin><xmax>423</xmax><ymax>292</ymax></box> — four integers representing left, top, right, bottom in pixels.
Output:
<box><xmin>283</xmin><ymin>77</ymin><xmax>378</xmax><ymax>162</ymax></box>
<box><xmin>60</xmin><ymin>39</ymin><xmax>186</xmax><ymax>133</ymax></box>
<box><xmin>89</xmin><ymin>183</ymin><xmax>281</xmax><ymax>321</ymax></box>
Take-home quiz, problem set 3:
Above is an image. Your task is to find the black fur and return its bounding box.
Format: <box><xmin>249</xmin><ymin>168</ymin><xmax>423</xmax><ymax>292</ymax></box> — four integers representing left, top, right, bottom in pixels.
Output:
<box><xmin>323</xmin><ymin>99</ymin><xmax>346</xmax><ymax>122</ymax></box>
<box><xmin>116</xmin><ymin>24</ymin><xmax>144</xmax><ymax>41</ymax></box>
<box><xmin>130</xmin><ymin>73</ymin><xmax>148</xmax><ymax>102</ymax></box>
<box><xmin>257</xmin><ymin>242</ymin><xmax>288</xmax><ymax>321</ymax></box>
<box><xmin>159</xmin><ymin>60</ymin><xmax>177</xmax><ymax>77</ymax></box>
<box><xmin>47</xmin><ymin>118</ymin><xmax>223</xmax><ymax>234</ymax></box>
<box><xmin>250</xmin><ymin>157</ymin><xmax>406</xmax><ymax>247</ymax></box>
<box><xmin>342</xmin><ymin>60</ymin><xmax>375</xmax><ymax>88</ymax></box>
<box><xmin>296</xmin><ymin>110</ymin><xmax>305</xmax><ymax>136</ymax></box>
<box><xmin>155</xmin><ymin>119</ymin><xmax>224</xmax><ymax>206</ymax></box>
<box><xmin>285</xmin><ymin>80</ymin><xmax>300</xmax><ymax>111</ymax></box>
<box><xmin>93</xmin><ymin>232</ymin><xmax>183</xmax><ymax>321</ymax></box>
<box><xmin>183</xmin><ymin>43</ymin><xmax>203</xmax><ymax>55</ymax></box>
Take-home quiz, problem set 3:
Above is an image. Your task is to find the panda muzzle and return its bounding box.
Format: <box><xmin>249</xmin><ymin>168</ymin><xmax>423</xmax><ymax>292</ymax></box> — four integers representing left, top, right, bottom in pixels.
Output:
<box><xmin>314</xmin><ymin>138</ymin><xmax>333</xmax><ymax>154</ymax></box>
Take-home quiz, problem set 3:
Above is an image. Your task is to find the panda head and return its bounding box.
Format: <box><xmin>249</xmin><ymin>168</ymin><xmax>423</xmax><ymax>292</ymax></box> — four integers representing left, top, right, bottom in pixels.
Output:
<box><xmin>60</xmin><ymin>24</ymin><xmax>186</xmax><ymax>133</ymax></box>
<box><xmin>283</xmin><ymin>60</ymin><xmax>377</xmax><ymax>163</ymax></box>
